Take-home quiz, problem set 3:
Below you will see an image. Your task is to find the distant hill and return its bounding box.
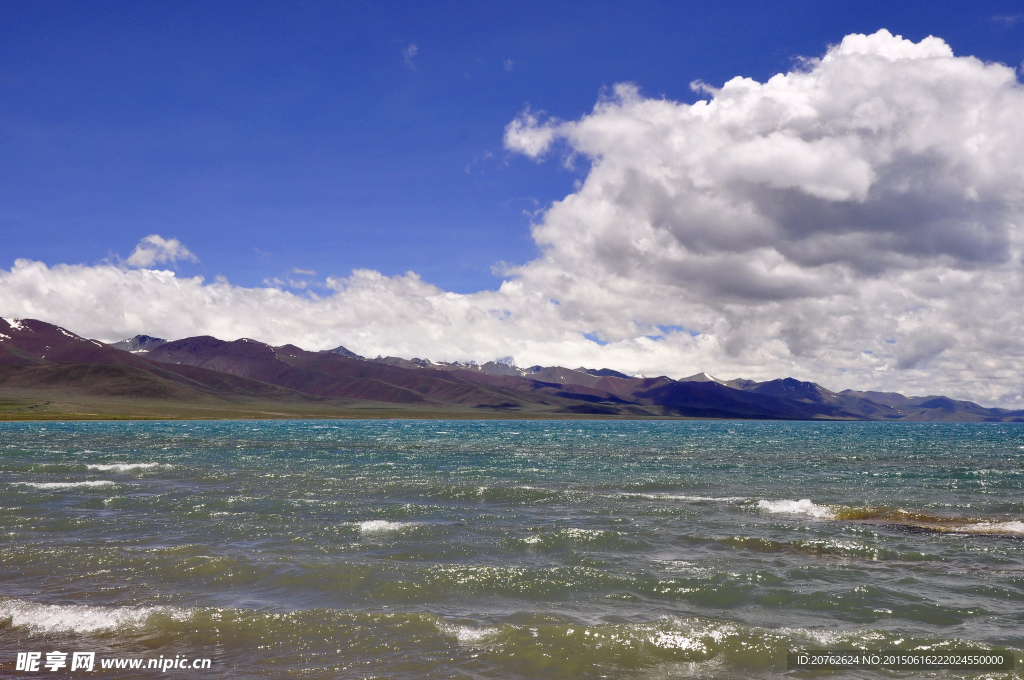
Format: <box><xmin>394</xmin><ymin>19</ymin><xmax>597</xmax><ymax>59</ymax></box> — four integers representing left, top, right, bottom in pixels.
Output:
<box><xmin>110</xmin><ymin>334</ymin><xmax>168</xmax><ymax>353</ymax></box>
<box><xmin>0</xmin><ymin>318</ymin><xmax>324</xmax><ymax>404</ymax></box>
<box><xmin>2</xmin><ymin>317</ymin><xmax>1023</xmax><ymax>421</ymax></box>
<box><xmin>145</xmin><ymin>336</ymin><xmax>559</xmax><ymax>408</ymax></box>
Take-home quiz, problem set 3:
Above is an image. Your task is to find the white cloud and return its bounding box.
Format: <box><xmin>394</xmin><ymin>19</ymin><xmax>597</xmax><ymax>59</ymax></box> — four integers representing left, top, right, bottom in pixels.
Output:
<box><xmin>125</xmin><ymin>235</ymin><xmax>198</xmax><ymax>268</ymax></box>
<box><xmin>504</xmin><ymin>109</ymin><xmax>558</xmax><ymax>159</ymax></box>
<box><xmin>3</xmin><ymin>30</ymin><xmax>1024</xmax><ymax>405</ymax></box>
<box><xmin>991</xmin><ymin>14</ymin><xmax>1022</xmax><ymax>28</ymax></box>
<box><xmin>403</xmin><ymin>43</ymin><xmax>418</xmax><ymax>69</ymax></box>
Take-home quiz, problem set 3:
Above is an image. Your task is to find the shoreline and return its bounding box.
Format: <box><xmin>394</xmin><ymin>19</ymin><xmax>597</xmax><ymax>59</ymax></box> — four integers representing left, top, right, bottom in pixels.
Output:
<box><xmin>1</xmin><ymin>391</ymin><xmax>1018</xmax><ymax>423</ymax></box>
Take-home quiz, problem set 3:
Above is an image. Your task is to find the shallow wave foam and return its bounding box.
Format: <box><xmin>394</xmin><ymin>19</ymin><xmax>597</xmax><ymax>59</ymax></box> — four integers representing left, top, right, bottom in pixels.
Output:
<box><xmin>15</xmin><ymin>480</ymin><xmax>117</xmax><ymax>490</ymax></box>
<box><xmin>942</xmin><ymin>520</ymin><xmax>1024</xmax><ymax>536</ymax></box>
<box><xmin>0</xmin><ymin>599</ymin><xmax>189</xmax><ymax>634</ymax></box>
<box><xmin>757</xmin><ymin>499</ymin><xmax>836</xmax><ymax>519</ymax></box>
<box><xmin>757</xmin><ymin>500</ymin><xmax>1024</xmax><ymax>536</ymax></box>
<box><xmin>357</xmin><ymin>520</ymin><xmax>414</xmax><ymax>535</ymax></box>
<box><xmin>622</xmin><ymin>493</ymin><xmax>749</xmax><ymax>503</ymax></box>
<box><xmin>86</xmin><ymin>463</ymin><xmax>163</xmax><ymax>472</ymax></box>
<box><xmin>435</xmin><ymin>621</ymin><xmax>501</xmax><ymax>644</ymax></box>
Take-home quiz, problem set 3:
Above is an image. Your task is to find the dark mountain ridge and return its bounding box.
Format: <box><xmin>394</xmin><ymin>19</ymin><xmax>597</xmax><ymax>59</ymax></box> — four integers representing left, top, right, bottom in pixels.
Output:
<box><xmin>1</xmin><ymin>317</ymin><xmax>1021</xmax><ymax>421</ymax></box>
<box><xmin>111</xmin><ymin>334</ymin><xmax>168</xmax><ymax>353</ymax></box>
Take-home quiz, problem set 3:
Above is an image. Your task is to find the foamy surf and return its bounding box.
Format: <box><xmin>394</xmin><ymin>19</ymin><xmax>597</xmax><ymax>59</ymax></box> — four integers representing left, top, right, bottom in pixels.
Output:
<box><xmin>757</xmin><ymin>499</ymin><xmax>836</xmax><ymax>519</ymax></box>
<box><xmin>0</xmin><ymin>599</ymin><xmax>189</xmax><ymax>634</ymax></box>
<box><xmin>620</xmin><ymin>493</ymin><xmax>750</xmax><ymax>503</ymax></box>
<box><xmin>435</xmin><ymin>621</ymin><xmax>501</xmax><ymax>644</ymax></box>
<box><xmin>357</xmin><ymin>520</ymin><xmax>414</xmax><ymax>535</ymax></box>
<box><xmin>756</xmin><ymin>501</ymin><xmax>1024</xmax><ymax>536</ymax></box>
<box><xmin>87</xmin><ymin>463</ymin><xmax>163</xmax><ymax>472</ymax></box>
<box><xmin>935</xmin><ymin>520</ymin><xmax>1024</xmax><ymax>536</ymax></box>
<box><xmin>15</xmin><ymin>480</ymin><xmax>118</xmax><ymax>490</ymax></box>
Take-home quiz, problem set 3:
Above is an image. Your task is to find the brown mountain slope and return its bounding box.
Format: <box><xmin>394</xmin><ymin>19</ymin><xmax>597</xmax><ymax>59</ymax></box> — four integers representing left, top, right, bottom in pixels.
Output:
<box><xmin>5</xmin><ymin>317</ymin><xmax>1024</xmax><ymax>421</ymax></box>
<box><xmin>146</xmin><ymin>337</ymin><xmax>595</xmax><ymax>410</ymax></box>
<box><xmin>0</xmin><ymin>319</ymin><xmax>331</xmax><ymax>403</ymax></box>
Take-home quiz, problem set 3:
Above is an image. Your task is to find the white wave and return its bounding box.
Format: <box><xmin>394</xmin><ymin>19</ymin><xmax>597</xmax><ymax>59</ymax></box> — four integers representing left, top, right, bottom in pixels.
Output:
<box><xmin>16</xmin><ymin>480</ymin><xmax>117</xmax><ymax>490</ymax></box>
<box><xmin>435</xmin><ymin>621</ymin><xmax>500</xmax><ymax>644</ymax></box>
<box><xmin>0</xmin><ymin>599</ymin><xmax>189</xmax><ymax>634</ymax></box>
<box><xmin>623</xmin><ymin>493</ymin><xmax>749</xmax><ymax>503</ymax></box>
<box><xmin>357</xmin><ymin>520</ymin><xmax>413</xmax><ymax>535</ymax></box>
<box><xmin>946</xmin><ymin>520</ymin><xmax>1024</xmax><ymax>536</ymax></box>
<box><xmin>757</xmin><ymin>499</ymin><xmax>836</xmax><ymax>519</ymax></box>
<box><xmin>87</xmin><ymin>463</ymin><xmax>163</xmax><ymax>472</ymax></box>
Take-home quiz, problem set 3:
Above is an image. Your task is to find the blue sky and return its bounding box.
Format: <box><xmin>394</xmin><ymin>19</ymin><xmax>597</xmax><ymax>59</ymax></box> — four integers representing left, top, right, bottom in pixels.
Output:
<box><xmin>3</xmin><ymin>2</ymin><xmax>1024</xmax><ymax>403</ymax></box>
<box><xmin>2</xmin><ymin>1</ymin><xmax>1021</xmax><ymax>292</ymax></box>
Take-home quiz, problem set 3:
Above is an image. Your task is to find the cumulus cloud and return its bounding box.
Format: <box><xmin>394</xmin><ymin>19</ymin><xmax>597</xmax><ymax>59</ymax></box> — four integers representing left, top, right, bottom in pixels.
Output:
<box><xmin>0</xmin><ymin>259</ymin><xmax>573</xmax><ymax>365</ymax></box>
<box><xmin>125</xmin><ymin>235</ymin><xmax>199</xmax><ymax>268</ymax></box>
<box><xmin>3</xmin><ymin>30</ymin><xmax>1024</xmax><ymax>404</ymax></box>
<box><xmin>497</xmin><ymin>29</ymin><xmax>1024</xmax><ymax>401</ymax></box>
<box><xmin>504</xmin><ymin>110</ymin><xmax>559</xmax><ymax>160</ymax></box>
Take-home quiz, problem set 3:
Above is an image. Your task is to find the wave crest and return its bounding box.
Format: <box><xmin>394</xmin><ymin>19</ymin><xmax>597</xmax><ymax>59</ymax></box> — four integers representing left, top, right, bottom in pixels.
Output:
<box><xmin>358</xmin><ymin>520</ymin><xmax>414</xmax><ymax>535</ymax></box>
<box><xmin>86</xmin><ymin>463</ymin><xmax>163</xmax><ymax>472</ymax></box>
<box><xmin>757</xmin><ymin>499</ymin><xmax>836</xmax><ymax>519</ymax></box>
<box><xmin>15</xmin><ymin>480</ymin><xmax>117</xmax><ymax>490</ymax></box>
<box><xmin>757</xmin><ymin>500</ymin><xmax>1024</xmax><ymax>536</ymax></box>
<box><xmin>0</xmin><ymin>599</ymin><xmax>189</xmax><ymax>634</ymax></box>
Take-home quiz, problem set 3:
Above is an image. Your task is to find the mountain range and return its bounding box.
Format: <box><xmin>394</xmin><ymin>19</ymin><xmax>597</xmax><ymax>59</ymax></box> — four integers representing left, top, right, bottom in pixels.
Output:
<box><xmin>1</xmin><ymin>317</ymin><xmax>1021</xmax><ymax>421</ymax></box>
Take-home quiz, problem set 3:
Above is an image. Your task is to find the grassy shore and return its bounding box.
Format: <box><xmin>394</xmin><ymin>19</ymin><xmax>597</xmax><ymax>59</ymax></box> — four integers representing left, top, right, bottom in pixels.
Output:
<box><xmin>0</xmin><ymin>391</ymin><xmax>684</xmax><ymax>421</ymax></box>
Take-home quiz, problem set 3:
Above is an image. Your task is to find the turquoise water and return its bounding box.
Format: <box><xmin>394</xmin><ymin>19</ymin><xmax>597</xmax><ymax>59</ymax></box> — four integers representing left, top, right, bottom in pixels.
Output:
<box><xmin>1</xmin><ymin>420</ymin><xmax>1022</xmax><ymax>678</ymax></box>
